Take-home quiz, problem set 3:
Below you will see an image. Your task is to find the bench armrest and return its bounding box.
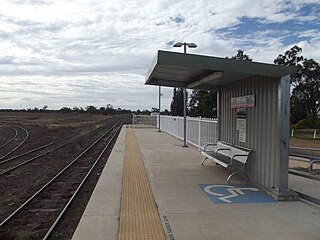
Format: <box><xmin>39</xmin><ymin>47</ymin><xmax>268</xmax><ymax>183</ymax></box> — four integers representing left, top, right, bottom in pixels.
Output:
<box><xmin>204</xmin><ymin>143</ymin><xmax>217</xmax><ymax>151</ymax></box>
<box><xmin>216</xmin><ymin>148</ymin><xmax>231</xmax><ymax>153</ymax></box>
<box><xmin>231</xmin><ymin>154</ymin><xmax>249</xmax><ymax>164</ymax></box>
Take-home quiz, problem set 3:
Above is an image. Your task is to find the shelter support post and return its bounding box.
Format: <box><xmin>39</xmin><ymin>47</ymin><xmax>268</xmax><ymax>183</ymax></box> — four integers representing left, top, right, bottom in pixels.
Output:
<box><xmin>217</xmin><ymin>92</ymin><xmax>221</xmax><ymax>142</ymax></box>
<box><xmin>276</xmin><ymin>75</ymin><xmax>299</xmax><ymax>200</ymax></box>
<box><xmin>158</xmin><ymin>86</ymin><xmax>161</xmax><ymax>132</ymax></box>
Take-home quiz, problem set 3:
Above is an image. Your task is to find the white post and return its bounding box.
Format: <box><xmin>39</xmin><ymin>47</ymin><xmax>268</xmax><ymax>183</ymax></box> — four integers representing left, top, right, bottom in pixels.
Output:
<box><xmin>133</xmin><ymin>114</ymin><xmax>135</xmax><ymax>128</ymax></box>
<box><xmin>314</xmin><ymin>129</ymin><xmax>317</xmax><ymax>139</ymax></box>
<box><xmin>291</xmin><ymin>129</ymin><xmax>294</xmax><ymax>137</ymax></box>
<box><xmin>198</xmin><ymin>117</ymin><xmax>201</xmax><ymax>150</ymax></box>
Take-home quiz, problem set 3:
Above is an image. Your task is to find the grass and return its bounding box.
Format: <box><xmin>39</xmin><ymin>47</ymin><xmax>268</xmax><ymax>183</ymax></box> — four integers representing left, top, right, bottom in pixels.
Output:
<box><xmin>291</xmin><ymin>129</ymin><xmax>320</xmax><ymax>139</ymax></box>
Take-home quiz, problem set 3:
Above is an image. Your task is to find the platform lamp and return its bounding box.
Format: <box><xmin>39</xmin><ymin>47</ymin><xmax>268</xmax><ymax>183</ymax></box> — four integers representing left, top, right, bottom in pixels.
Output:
<box><xmin>173</xmin><ymin>42</ymin><xmax>197</xmax><ymax>147</ymax></box>
<box><xmin>158</xmin><ymin>85</ymin><xmax>162</xmax><ymax>132</ymax></box>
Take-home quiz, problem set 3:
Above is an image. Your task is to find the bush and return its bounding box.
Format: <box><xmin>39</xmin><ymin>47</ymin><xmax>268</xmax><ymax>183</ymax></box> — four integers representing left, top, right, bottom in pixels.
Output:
<box><xmin>292</xmin><ymin>119</ymin><xmax>308</xmax><ymax>129</ymax></box>
<box><xmin>306</xmin><ymin>115</ymin><xmax>320</xmax><ymax>129</ymax></box>
<box><xmin>292</xmin><ymin>116</ymin><xmax>320</xmax><ymax>129</ymax></box>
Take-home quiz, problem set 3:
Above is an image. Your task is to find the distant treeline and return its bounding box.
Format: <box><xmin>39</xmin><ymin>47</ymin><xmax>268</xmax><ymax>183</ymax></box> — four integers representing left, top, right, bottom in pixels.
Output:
<box><xmin>0</xmin><ymin>104</ymin><xmax>157</xmax><ymax>115</ymax></box>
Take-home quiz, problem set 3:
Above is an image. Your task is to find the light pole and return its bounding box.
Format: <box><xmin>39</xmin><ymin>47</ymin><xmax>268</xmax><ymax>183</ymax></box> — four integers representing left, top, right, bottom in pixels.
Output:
<box><xmin>158</xmin><ymin>85</ymin><xmax>161</xmax><ymax>132</ymax></box>
<box><xmin>173</xmin><ymin>42</ymin><xmax>197</xmax><ymax>147</ymax></box>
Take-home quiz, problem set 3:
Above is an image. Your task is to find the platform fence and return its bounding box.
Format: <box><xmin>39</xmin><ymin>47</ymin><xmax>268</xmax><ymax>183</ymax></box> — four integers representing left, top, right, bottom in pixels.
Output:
<box><xmin>132</xmin><ymin>114</ymin><xmax>157</xmax><ymax>128</ymax></box>
<box><xmin>132</xmin><ymin>114</ymin><xmax>218</xmax><ymax>150</ymax></box>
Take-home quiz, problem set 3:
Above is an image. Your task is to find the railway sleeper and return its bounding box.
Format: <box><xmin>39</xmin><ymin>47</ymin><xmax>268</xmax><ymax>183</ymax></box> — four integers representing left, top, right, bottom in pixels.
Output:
<box><xmin>28</xmin><ymin>208</ymin><xmax>61</xmax><ymax>212</ymax></box>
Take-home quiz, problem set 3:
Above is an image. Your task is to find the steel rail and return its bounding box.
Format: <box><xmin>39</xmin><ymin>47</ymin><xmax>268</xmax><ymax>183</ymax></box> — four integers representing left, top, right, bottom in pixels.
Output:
<box><xmin>0</xmin><ymin>121</ymin><xmax>107</xmax><ymax>166</ymax></box>
<box><xmin>0</xmin><ymin>126</ymin><xmax>29</xmax><ymax>160</ymax></box>
<box><xmin>0</xmin><ymin>120</ymin><xmax>122</xmax><ymax>228</ymax></box>
<box><xmin>43</xmin><ymin>121</ymin><xmax>123</xmax><ymax>239</ymax></box>
<box><xmin>0</xmin><ymin>126</ymin><xmax>18</xmax><ymax>149</ymax></box>
<box><xmin>0</xmin><ymin>120</ymin><xmax>116</xmax><ymax>176</ymax></box>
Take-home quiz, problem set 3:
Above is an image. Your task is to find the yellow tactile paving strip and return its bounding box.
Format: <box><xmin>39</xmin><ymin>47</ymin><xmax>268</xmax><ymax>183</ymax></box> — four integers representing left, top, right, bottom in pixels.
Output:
<box><xmin>118</xmin><ymin>126</ymin><xmax>166</xmax><ymax>240</ymax></box>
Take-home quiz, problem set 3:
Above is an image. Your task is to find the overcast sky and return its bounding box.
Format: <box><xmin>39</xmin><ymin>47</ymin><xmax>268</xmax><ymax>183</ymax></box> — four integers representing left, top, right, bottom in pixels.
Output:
<box><xmin>0</xmin><ymin>0</ymin><xmax>319</xmax><ymax>110</ymax></box>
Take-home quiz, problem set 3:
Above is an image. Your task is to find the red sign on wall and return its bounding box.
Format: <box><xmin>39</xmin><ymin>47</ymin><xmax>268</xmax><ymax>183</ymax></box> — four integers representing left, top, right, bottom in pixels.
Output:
<box><xmin>231</xmin><ymin>95</ymin><xmax>255</xmax><ymax>109</ymax></box>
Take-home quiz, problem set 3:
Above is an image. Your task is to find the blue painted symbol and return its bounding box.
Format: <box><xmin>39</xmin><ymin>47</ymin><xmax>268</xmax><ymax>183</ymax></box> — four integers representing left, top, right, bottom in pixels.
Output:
<box><xmin>199</xmin><ymin>184</ymin><xmax>276</xmax><ymax>204</ymax></box>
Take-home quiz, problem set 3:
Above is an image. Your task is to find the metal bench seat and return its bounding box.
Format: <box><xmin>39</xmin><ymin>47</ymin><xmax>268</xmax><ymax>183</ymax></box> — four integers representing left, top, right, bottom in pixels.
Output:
<box><xmin>201</xmin><ymin>141</ymin><xmax>252</xmax><ymax>182</ymax></box>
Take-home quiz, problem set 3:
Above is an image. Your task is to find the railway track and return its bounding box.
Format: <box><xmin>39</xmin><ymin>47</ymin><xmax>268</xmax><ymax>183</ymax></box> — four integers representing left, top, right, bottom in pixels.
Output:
<box><xmin>0</xmin><ymin>126</ymin><xmax>29</xmax><ymax>160</ymax></box>
<box><xmin>0</xmin><ymin>126</ymin><xmax>18</xmax><ymax>150</ymax></box>
<box><xmin>0</xmin><ymin>119</ymin><xmax>123</xmax><ymax>239</ymax></box>
<box><xmin>0</xmin><ymin>117</ymin><xmax>122</xmax><ymax>222</ymax></box>
<box><xmin>0</xmin><ymin>120</ymin><xmax>113</xmax><ymax>176</ymax></box>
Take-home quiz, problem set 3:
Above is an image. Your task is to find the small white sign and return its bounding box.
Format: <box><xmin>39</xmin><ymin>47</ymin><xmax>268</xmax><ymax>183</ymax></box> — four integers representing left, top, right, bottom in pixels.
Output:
<box><xmin>239</xmin><ymin>130</ymin><xmax>246</xmax><ymax>143</ymax></box>
<box><xmin>236</xmin><ymin>118</ymin><xmax>246</xmax><ymax>131</ymax></box>
<box><xmin>237</xmin><ymin>118</ymin><xmax>246</xmax><ymax>143</ymax></box>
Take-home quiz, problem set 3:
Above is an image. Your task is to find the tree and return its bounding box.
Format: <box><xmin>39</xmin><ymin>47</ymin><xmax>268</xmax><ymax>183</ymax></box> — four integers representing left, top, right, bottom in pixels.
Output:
<box><xmin>72</xmin><ymin>106</ymin><xmax>84</xmax><ymax>113</ymax></box>
<box><xmin>290</xmin><ymin>95</ymin><xmax>307</xmax><ymax>124</ymax></box>
<box><xmin>189</xmin><ymin>90</ymin><xmax>217</xmax><ymax>118</ymax></box>
<box><xmin>162</xmin><ymin>109</ymin><xmax>170</xmax><ymax>115</ymax></box>
<box><xmin>273</xmin><ymin>46</ymin><xmax>303</xmax><ymax>68</ymax></box>
<box><xmin>170</xmin><ymin>50</ymin><xmax>252</xmax><ymax>118</ymax></box>
<box><xmin>274</xmin><ymin>46</ymin><xmax>320</xmax><ymax>124</ymax></box>
<box><xmin>151</xmin><ymin>107</ymin><xmax>159</xmax><ymax>112</ymax></box>
<box><xmin>86</xmin><ymin>105</ymin><xmax>97</xmax><ymax>114</ymax></box>
<box><xmin>188</xmin><ymin>50</ymin><xmax>251</xmax><ymax>118</ymax></box>
<box><xmin>228</xmin><ymin>50</ymin><xmax>252</xmax><ymax>61</ymax></box>
<box><xmin>105</xmin><ymin>104</ymin><xmax>115</xmax><ymax>115</ymax></box>
<box><xmin>170</xmin><ymin>88</ymin><xmax>185</xmax><ymax>116</ymax></box>
<box><xmin>99</xmin><ymin>107</ymin><xmax>106</xmax><ymax>114</ymax></box>
<box><xmin>60</xmin><ymin>107</ymin><xmax>72</xmax><ymax>113</ymax></box>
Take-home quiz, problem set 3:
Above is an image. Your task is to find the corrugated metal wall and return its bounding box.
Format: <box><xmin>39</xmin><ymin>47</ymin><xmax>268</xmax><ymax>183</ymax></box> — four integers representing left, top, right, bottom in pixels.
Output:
<box><xmin>220</xmin><ymin>76</ymin><xmax>280</xmax><ymax>189</ymax></box>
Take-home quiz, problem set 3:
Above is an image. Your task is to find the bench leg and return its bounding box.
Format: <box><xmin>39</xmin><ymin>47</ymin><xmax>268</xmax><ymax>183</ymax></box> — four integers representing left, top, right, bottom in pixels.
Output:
<box><xmin>227</xmin><ymin>171</ymin><xmax>250</xmax><ymax>183</ymax></box>
<box><xmin>227</xmin><ymin>171</ymin><xmax>238</xmax><ymax>183</ymax></box>
<box><xmin>201</xmin><ymin>157</ymin><xmax>208</xmax><ymax>165</ymax></box>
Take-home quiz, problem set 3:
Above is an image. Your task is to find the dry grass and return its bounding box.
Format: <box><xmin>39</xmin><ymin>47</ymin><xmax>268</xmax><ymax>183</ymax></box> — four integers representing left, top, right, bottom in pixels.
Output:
<box><xmin>0</xmin><ymin>112</ymin><xmax>110</xmax><ymax>130</ymax></box>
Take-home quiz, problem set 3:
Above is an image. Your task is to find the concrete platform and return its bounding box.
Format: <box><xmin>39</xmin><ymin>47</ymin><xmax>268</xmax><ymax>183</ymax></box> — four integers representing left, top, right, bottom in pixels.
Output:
<box><xmin>289</xmin><ymin>174</ymin><xmax>320</xmax><ymax>200</ymax></box>
<box><xmin>72</xmin><ymin>126</ymin><xmax>320</xmax><ymax>240</ymax></box>
<box><xmin>72</xmin><ymin>126</ymin><xmax>126</xmax><ymax>240</ymax></box>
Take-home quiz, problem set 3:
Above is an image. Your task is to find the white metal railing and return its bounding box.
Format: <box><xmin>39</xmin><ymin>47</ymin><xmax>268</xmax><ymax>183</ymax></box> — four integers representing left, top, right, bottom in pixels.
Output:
<box><xmin>158</xmin><ymin>115</ymin><xmax>218</xmax><ymax>150</ymax></box>
<box><xmin>132</xmin><ymin>114</ymin><xmax>218</xmax><ymax>149</ymax></box>
<box><xmin>132</xmin><ymin>114</ymin><xmax>157</xmax><ymax>128</ymax></box>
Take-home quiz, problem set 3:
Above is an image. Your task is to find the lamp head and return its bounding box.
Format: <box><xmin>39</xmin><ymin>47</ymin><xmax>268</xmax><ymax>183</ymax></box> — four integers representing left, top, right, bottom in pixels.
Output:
<box><xmin>173</xmin><ymin>42</ymin><xmax>184</xmax><ymax>47</ymax></box>
<box><xmin>186</xmin><ymin>43</ymin><xmax>197</xmax><ymax>48</ymax></box>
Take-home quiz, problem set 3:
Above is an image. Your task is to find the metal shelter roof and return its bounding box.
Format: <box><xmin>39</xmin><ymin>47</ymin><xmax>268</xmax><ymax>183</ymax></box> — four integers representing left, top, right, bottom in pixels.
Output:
<box><xmin>145</xmin><ymin>50</ymin><xmax>296</xmax><ymax>90</ymax></box>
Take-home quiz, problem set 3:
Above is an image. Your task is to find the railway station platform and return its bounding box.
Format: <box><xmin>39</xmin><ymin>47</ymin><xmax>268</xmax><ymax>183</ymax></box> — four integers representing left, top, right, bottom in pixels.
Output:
<box><xmin>72</xmin><ymin>126</ymin><xmax>320</xmax><ymax>240</ymax></box>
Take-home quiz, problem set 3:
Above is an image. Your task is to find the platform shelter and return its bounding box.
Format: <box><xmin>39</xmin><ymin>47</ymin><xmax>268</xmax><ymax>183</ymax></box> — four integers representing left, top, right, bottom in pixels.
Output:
<box><xmin>145</xmin><ymin>50</ymin><xmax>296</xmax><ymax>200</ymax></box>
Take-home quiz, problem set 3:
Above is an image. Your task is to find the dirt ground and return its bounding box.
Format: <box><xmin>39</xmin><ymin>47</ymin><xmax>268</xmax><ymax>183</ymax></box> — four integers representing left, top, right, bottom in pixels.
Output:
<box><xmin>290</xmin><ymin>137</ymin><xmax>320</xmax><ymax>148</ymax></box>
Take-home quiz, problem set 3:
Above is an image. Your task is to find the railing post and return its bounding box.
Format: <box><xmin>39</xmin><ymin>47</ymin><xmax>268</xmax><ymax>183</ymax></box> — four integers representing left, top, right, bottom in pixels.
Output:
<box><xmin>132</xmin><ymin>114</ymin><xmax>135</xmax><ymax>128</ymax></box>
<box><xmin>198</xmin><ymin>117</ymin><xmax>201</xmax><ymax>150</ymax></box>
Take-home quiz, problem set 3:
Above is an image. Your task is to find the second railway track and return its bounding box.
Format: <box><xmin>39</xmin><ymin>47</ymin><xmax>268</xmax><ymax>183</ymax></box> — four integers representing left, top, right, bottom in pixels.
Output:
<box><xmin>0</xmin><ymin>125</ymin><xmax>18</xmax><ymax>150</ymax></box>
<box><xmin>0</xmin><ymin>126</ymin><xmax>29</xmax><ymax>161</ymax></box>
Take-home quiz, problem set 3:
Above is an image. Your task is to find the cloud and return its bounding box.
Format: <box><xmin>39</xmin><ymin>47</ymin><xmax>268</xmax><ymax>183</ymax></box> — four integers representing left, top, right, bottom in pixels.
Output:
<box><xmin>0</xmin><ymin>0</ymin><xmax>319</xmax><ymax>110</ymax></box>
<box><xmin>9</xmin><ymin>0</ymin><xmax>54</xmax><ymax>4</ymax></box>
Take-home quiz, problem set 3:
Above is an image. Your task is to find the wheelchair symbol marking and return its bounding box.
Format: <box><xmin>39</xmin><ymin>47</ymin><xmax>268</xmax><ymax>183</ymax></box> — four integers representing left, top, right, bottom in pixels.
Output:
<box><xmin>203</xmin><ymin>185</ymin><xmax>259</xmax><ymax>203</ymax></box>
